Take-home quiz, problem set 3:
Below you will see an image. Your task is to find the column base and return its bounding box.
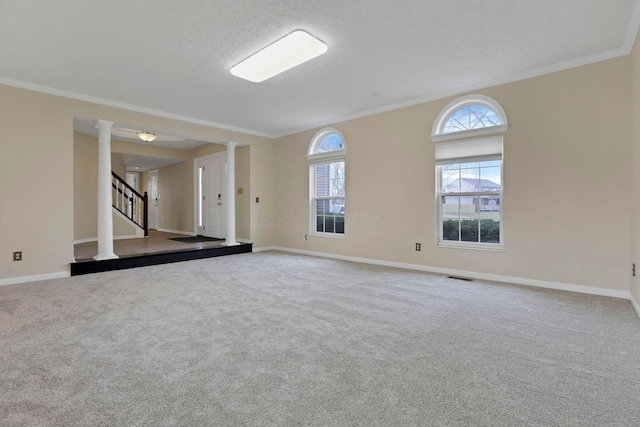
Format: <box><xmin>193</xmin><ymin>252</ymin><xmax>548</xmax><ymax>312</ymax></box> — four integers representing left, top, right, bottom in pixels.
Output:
<box><xmin>221</xmin><ymin>240</ymin><xmax>239</xmax><ymax>247</ymax></box>
<box><xmin>93</xmin><ymin>254</ymin><xmax>120</xmax><ymax>261</ymax></box>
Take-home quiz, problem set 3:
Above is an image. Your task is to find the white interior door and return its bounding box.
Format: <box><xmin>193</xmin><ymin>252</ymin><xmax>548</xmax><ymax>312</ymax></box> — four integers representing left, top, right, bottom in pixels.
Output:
<box><xmin>126</xmin><ymin>173</ymin><xmax>138</xmax><ymax>191</ymax></box>
<box><xmin>125</xmin><ymin>173</ymin><xmax>138</xmax><ymax>218</ymax></box>
<box><xmin>148</xmin><ymin>170</ymin><xmax>158</xmax><ymax>230</ymax></box>
<box><xmin>195</xmin><ymin>154</ymin><xmax>225</xmax><ymax>238</ymax></box>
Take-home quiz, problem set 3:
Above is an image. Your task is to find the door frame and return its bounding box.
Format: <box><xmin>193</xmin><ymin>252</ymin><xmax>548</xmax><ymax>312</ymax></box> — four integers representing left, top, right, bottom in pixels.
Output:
<box><xmin>193</xmin><ymin>152</ymin><xmax>226</xmax><ymax>237</ymax></box>
<box><xmin>148</xmin><ymin>169</ymin><xmax>159</xmax><ymax>230</ymax></box>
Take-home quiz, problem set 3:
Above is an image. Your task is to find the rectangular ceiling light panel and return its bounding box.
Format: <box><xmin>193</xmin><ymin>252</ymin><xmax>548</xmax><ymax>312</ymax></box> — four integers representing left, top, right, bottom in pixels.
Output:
<box><xmin>230</xmin><ymin>30</ymin><xmax>328</xmax><ymax>83</ymax></box>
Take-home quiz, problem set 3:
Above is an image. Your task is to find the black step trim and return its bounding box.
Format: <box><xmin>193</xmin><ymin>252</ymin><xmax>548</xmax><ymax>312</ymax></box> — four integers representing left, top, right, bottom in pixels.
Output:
<box><xmin>71</xmin><ymin>243</ymin><xmax>252</xmax><ymax>276</ymax></box>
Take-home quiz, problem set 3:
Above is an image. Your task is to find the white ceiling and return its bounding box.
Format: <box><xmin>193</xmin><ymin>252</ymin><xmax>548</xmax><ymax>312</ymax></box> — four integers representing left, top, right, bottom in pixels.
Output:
<box><xmin>2</xmin><ymin>1</ymin><xmax>639</xmax><ymax>138</ymax></box>
<box><xmin>118</xmin><ymin>154</ymin><xmax>183</xmax><ymax>173</ymax></box>
<box><xmin>73</xmin><ymin>117</ymin><xmax>215</xmax><ymax>150</ymax></box>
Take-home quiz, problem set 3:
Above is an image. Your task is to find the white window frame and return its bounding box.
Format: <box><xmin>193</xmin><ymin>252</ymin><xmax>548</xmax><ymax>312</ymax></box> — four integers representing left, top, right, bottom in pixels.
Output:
<box><xmin>431</xmin><ymin>94</ymin><xmax>508</xmax><ymax>143</ymax></box>
<box><xmin>435</xmin><ymin>146</ymin><xmax>504</xmax><ymax>251</ymax></box>
<box><xmin>432</xmin><ymin>95</ymin><xmax>507</xmax><ymax>251</ymax></box>
<box><xmin>307</xmin><ymin>128</ymin><xmax>346</xmax><ymax>238</ymax></box>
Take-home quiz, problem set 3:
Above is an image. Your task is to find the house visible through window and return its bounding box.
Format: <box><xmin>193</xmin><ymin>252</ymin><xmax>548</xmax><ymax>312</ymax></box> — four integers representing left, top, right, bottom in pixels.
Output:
<box><xmin>439</xmin><ymin>158</ymin><xmax>502</xmax><ymax>245</ymax></box>
<box><xmin>432</xmin><ymin>95</ymin><xmax>507</xmax><ymax>250</ymax></box>
<box><xmin>308</xmin><ymin>128</ymin><xmax>346</xmax><ymax>237</ymax></box>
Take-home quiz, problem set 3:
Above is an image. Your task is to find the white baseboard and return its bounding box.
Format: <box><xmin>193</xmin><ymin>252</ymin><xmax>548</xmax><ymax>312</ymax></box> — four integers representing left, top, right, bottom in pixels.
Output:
<box><xmin>74</xmin><ymin>234</ymin><xmax>141</xmax><ymax>244</ymax></box>
<box><xmin>252</xmin><ymin>246</ymin><xmax>277</xmax><ymax>253</ymax></box>
<box><xmin>0</xmin><ymin>271</ymin><xmax>70</xmax><ymax>287</ymax></box>
<box><xmin>630</xmin><ymin>293</ymin><xmax>640</xmax><ymax>319</ymax></box>
<box><xmin>114</xmin><ymin>234</ymin><xmax>139</xmax><ymax>241</ymax></box>
<box><xmin>74</xmin><ymin>237</ymin><xmax>97</xmax><ymax>244</ymax></box>
<box><xmin>264</xmin><ymin>247</ymin><xmax>631</xmax><ymax>300</ymax></box>
<box><xmin>157</xmin><ymin>228</ymin><xmax>196</xmax><ymax>236</ymax></box>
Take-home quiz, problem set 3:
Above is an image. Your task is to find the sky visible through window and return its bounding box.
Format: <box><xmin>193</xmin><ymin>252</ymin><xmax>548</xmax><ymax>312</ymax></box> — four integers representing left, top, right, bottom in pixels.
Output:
<box><xmin>442</xmin><ymin>161</ymin><xmax>501</xmax><ymax>192</ymax></box>
<box><xmin>443</xmin><ymin>105</ymin><xmax>499</xmax><ymax>134</ymax></box>
<box><xmin>316</xmin><ymin>133</ymin><xmax>344</xmax><ymax>152</ymax></box>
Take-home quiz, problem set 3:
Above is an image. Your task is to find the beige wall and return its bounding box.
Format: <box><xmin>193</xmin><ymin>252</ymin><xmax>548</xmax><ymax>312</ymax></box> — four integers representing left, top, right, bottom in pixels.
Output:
<box><xmin>235</xmin><ymin>146</ymin><xmax>251</xmax><ymax>240</ymax></box>
<box><xmin>74</xmin><ymin>132</ymin><xmax>99</xmax><ymax>240</ymax></box>
<box><xmin>156</xmin><ymin>160</ymin><xmax>191</xmax><ymax>232</ymax></box>
<box><xmin>1</xmin><ymin>52</ymin><xmax>635</xmax><ymax>291</ymax></box>
<box><xmin>111</xmin><ymin>152</ymin><xmax>126</xmax><ymax>178</ymax></box>
<box><xmin>74</xmin><ymin>131</ymin><xmax>252</xmax><ymax>243</ymax></box>
<box><xmin>0</xmin><ymin>84</ymin><xmax>274</xmax><ymax>280</ymax></box>
<box><xmin>631</xmin><ymin>31</ymin><xmax>640</xmax><ymax>304</ymax></box>
<box><xmin>250</xmin><ymin>140</ymin><xmax>275</xmax><ymax>247</ymax></box>
<box><xmin>113</xmin><ymin>212</ymin><xmax>137</xmax><ymax>237</ymax></box>
<box><xmin>0</xmin><ymin>87</ymin><xmax>74</xmax><ymax>278</ymax></box>
<box><xmin>74</xmin><ymin>132</ymin><xmax>190</xmax><ymax>239</ymax></box>
<box><xmin>273</xmin><ymin>56</ymin><xmax>632</xmax><ymax>292</ymax></box>
<box><xmin>74</xmin><ymin>132</ymin><xmax>137</xmax><ymax>240</ymax></box>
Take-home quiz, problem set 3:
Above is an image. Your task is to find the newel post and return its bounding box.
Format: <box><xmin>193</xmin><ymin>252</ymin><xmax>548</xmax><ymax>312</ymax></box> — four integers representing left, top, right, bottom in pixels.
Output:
<box><xmin>143</xmin><ymin>191</ymin><xmax>149</xmax><ymax>237</ymax></box>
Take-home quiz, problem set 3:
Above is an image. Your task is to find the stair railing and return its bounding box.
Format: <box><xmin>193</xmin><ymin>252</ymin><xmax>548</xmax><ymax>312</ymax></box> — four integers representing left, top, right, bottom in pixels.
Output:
<box><xmin>111</xmin><ymin>172</ymin><xmax>148</xmax><ymax>237</ymax></box>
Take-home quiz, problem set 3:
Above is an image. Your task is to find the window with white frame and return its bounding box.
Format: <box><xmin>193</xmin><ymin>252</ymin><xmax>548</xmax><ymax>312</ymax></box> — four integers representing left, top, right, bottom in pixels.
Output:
<box><xmin>308</xmin><ymin>128</ymin><xmax>346</xmax><ymax>237</ymax></box>
<box><xmin>432</xmin><ymin>95</ymin><xmax>507</xmax><ymax>250</ymax></box>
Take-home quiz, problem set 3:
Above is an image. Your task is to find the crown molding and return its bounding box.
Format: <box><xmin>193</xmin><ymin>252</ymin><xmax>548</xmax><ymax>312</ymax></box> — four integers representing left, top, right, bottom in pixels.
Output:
<box><xmin>272</xmin><ymin>44</ymin><xmax>633</xmax><ymax>138</ymax></box>
<box><xmin>0</xmin><ymin>76</ymin><xmax>272</xmax><ymax>139</ymax></box>
<box><xmin>3</xmin><ymin>6</ymin><xmax>640</xmax><ymax>143</ymax></box>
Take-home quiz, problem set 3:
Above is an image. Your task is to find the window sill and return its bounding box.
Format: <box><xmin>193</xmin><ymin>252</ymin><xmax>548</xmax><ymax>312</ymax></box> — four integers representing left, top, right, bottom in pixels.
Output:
<box><xmin>310</xmin><ymin>232</ymin><xmax>345</xmax><ymax>240</ymax></box>
<box><xmin>437</xmin><ymin>241</ymin><xmax>503</xmax><ymax>252</ymax></box>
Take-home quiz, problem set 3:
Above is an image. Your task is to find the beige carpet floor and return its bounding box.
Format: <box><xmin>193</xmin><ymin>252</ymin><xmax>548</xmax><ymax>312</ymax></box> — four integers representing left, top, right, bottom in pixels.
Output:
<box><xmin>1</xmin><ymin>252</ymin><xmax>639</xmax><ymax>426</ymax></box>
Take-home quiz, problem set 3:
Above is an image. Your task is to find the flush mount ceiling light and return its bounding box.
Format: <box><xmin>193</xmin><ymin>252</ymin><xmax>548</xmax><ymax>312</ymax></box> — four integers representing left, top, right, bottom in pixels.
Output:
<box><xmin>230</xmin><ymin>30</ymin><xmax>328</xmax><ymax>83</ymax></box>
<box><xmin>136</xmin><ymin>132</ymin><xmax>157</xmax><ymax>142</ymax></box>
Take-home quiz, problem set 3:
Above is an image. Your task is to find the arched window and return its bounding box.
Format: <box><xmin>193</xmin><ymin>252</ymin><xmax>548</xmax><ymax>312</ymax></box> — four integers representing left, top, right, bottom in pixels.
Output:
<box><xmin>431</xmin><ymin>94</ymin><xmax>508</xmax><ymax>142</ymax></box>
<box><xmin>307</xmin><ymin>128</ymin><xmax>346</xmax><ymax>237</ymax></box>
<box><xmin>432</xmin><ymin>95</ymin><xmax>507</xmax><ymax>250</ymax></box>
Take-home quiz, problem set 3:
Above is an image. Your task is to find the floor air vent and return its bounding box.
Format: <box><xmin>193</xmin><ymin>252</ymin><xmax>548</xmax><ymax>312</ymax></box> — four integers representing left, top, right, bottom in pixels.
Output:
<box><xmin>447</xmin><ymin>276</ymin><xmax>473</xmax><ymax>282</ymax></box>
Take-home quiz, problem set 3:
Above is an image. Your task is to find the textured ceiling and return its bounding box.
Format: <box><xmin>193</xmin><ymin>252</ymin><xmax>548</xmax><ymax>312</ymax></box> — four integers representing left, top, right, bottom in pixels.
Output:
<box><xmin>73</xmin><ymin>117</ymin><xmax>214</xmax><ymax>150</ymax></box>
<box><xmin>1</xmin><ymin>0</ymin><xmax>639</xmax><ymax>138</ymax></box>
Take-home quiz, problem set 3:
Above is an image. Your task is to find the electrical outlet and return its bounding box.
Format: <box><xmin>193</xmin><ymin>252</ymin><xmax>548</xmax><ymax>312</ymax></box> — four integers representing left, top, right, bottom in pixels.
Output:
<box><xmin>303</xmin><ymin>233</ymin><xmax>307</xmax><ymax>242</ymax></box>
<box><xmin>13</xmin><ymin>251</ymin><xmax>22</xmax><ymax>261</ymax></box>
<box><xmin>633</xmin><ymin>263</ymin><xmax>636</xmax><ymax>277</ymax></box>
<box><xmin>256</xmin><ymin>197</ymin><xmax>260</xmax><ymax>203</ymax></box>
<box><xmin>415</xmin><ymin>243</ymin><xmax>421</xmax><ymax>251</ymax></box>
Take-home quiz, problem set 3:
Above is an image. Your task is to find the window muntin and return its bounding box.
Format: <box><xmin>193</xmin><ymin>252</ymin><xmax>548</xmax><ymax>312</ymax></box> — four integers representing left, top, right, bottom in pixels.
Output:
<box><xmin>433</xmin><ymin>96</ymin><xmax>506</xmax><ymax>250</ymax></box>
<box><xmin>316</xmin><ymin>133</ymin><xmax>344</xmax><ymax>153</ymax></box>
<box><xmin>308</xmin><ymin>128</ymin><xmax>346</xmax><ymax>237</ymax></box>
<box><xmin>314</xmin><ymin>159</ymin><xmax>345</xmax><ymax>234</ymax></box>
<box><xmin>431</xmin><ymin>95</ymin><xmax>508</xmax><ymax>142</ymax></box>
<box><xmin>438</xmin><ymin>160</ymin><xmax>502</xmax><ymax>247</ymax></box>
<box><xmin>443</xmin><ymin>105</ymin><xmax>500</xmax><ymax>134</ymax></box>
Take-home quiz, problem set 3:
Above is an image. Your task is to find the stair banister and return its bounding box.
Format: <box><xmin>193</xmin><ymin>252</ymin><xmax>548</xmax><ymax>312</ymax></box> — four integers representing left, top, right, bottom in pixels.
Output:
<box><xmin>111</xmin><ymin>171</ymin><xmax>149</xmax><ymax>237</ymax></box>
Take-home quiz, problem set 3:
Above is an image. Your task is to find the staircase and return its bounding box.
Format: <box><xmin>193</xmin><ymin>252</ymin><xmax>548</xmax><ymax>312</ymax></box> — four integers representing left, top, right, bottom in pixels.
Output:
<box><xmin>71</xmin><ymin>172</ymin><xmax>252</xmax><ymax>276</ymax></box>
<box><xmin>111</xmin><ymin>172</ymin><xmax>148</xmax><ymax>237</ymax></box>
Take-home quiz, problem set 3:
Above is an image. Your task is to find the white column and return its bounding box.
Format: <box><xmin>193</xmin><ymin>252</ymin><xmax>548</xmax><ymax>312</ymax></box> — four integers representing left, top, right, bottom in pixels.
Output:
<box><xmin>94</xmin><ymin>120</ymin><xmax>118</xmax><ymax>260</ymax></box>
<box><xmin>222</xmin><ymin>141</ymin><xmax>239</xmax><ymax>246</ymax></box>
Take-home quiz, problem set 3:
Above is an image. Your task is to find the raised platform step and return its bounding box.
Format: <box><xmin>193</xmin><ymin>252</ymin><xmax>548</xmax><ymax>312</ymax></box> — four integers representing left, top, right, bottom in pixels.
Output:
<box><xmin>71</xmin><ymin>243</ymin><xmax>252</xmax><ymax>276</ymax></box>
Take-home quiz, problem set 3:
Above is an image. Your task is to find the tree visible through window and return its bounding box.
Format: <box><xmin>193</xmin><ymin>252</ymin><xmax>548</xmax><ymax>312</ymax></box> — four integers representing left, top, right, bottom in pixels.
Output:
<box><xmin>308</xmin><ymin>129</ymin><xmax>346</xmax><ymax>237</ymax></box>
<box><xmin>314</xmin><ymin>161</ymin><xmax>345</xmax><ymax>233</ymax></box>
<box><xmin>432</xmin><ymin>95</ymin><xmax>507</xmax><ymax>250</ymax></box>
